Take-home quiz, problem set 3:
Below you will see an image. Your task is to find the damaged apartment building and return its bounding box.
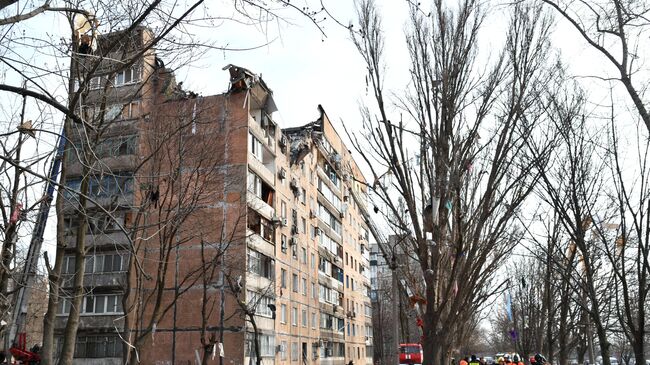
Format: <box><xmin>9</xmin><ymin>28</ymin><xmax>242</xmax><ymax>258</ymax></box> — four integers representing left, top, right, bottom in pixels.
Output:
<box><xmin>59</xmin><ymin>26</ymin><xmax>373</xmax><ymax>365</ymax></box>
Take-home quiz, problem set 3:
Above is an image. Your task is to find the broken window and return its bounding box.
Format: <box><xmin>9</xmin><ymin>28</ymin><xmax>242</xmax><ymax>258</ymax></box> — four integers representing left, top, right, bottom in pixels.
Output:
<box><xmin>247</xmin><ymin>208</ymin><xmax>275</xmax><ymax>243</ymax></box>
<box><xmin>247</xmin><ymin>170</ymin><xmax>274</xmax><ymax>205</ymax></box>
<box><xmin>247</xmin><ymin>249</ymin><xmax>275</xmax><ymax>280</ymax></box>
<box><xmin>64</xmin><ymin>173</ymin><xmax>133</xmax><ymax>201</ymax></box>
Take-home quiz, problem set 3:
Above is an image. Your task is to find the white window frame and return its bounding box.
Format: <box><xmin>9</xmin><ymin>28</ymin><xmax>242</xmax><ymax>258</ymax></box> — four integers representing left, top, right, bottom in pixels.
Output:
<box><xmin>280</xmin><ymin>304</ymin><xmax>287</xmax><ymax>323</ymax></box>
<box><xmin>249</xmin><ymin>132</ymin><xmax>264</xmax><ymax>161</ymax></box>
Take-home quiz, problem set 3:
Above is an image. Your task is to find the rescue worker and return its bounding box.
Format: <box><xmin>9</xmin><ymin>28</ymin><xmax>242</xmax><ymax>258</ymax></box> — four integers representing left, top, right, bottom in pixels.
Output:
<box><xmin>469</xmin><ymin>355</ymin><xmax>481</xmax><ymax>365</ymax></box>
<box><xmin>513</xmin><ymin>354</ymin><xmax>525</xmax><ymax>365</ymax></box>
<box><xmin>460</xmin><ymin>357</ymin><xmax>469</xmax><ymax>365</ymax></box>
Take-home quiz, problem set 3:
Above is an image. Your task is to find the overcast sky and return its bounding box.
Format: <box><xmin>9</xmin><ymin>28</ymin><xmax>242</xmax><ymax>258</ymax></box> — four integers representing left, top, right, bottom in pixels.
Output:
<box><xmin>175</xmin><ymin>0</ymin><xmax>409</xmax><ymax>131</ymax></box>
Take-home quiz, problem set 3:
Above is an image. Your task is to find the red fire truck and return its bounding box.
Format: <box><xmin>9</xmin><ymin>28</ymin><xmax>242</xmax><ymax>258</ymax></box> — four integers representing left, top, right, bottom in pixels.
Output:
<box><xmin>399</xmin><ymin>343</ymin><xmax>423</xmax><ymax>365</ymax></box>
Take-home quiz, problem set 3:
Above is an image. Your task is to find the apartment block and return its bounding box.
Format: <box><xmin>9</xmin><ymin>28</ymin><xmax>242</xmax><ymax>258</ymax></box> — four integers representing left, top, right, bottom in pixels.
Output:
<box><xmin>59</xmin><ymin>27</ymin><xmax>373</xmax><ymax>365</ymax></box>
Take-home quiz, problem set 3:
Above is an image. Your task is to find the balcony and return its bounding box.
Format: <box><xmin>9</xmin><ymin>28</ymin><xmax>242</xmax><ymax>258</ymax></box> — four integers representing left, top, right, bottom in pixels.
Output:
<box><xmin>247</xmin><ymin>193</ymin><xmax>274</xmax><ymax>220</ymax></box>
<box><xmin>318</xmin><ymin>271</ymin><xmax>344</xmax><ymax>292</ymax></box>
<box><xmin>248</xmin><ymin>110</ymin><xmax>277</xmax><ymax>152</ymax></box>
<box><xmin>246</xmin><ymin>271</ymin><xmax>273</xmax><ymax>292</ymax></box>
<box><xmin>247</xmin><ymin>229</ymin><xmax>275</xmax><ymax>258</ymax></box>
<box><xmin>64</xmin><ymin>231</ymin><xmax>130</xmax><ymax>250</ymax></box>
<box><xmin>248</xmin><ymin>208</ymin><xmax>275</xmax><ymax>242</ymax></box>
<box><xmin>316</xmin><ymin>166</ymin><xmax>342</xmax><ymax>198</ymax></box>
<box><xmin>248</xmin><ymin>154</ymin><xmax>275</xmax><ymax>187</ymax></box>
<box><xmin>61</xmin><ymin>272</ymin><xmax>127</xmax><ymax>289</ymax></box>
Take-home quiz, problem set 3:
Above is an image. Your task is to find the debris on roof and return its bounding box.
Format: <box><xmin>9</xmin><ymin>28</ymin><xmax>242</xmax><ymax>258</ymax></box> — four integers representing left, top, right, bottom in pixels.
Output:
<box><xmin>223</xmin><ymin>64</ymin><xmax>277</xmax><ymax>113</ymax></box>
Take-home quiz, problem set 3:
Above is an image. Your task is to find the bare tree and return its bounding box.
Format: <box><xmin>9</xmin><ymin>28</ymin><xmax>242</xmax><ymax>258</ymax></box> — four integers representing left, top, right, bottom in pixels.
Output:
<box><xmin>595</xmin><ymin>114</ymin><xmax>650</xmax><ymax>365</ymax></box>
<box><xmin>539</xmin><ymin>0</ymin><xmax>650</xmax><ymax>133</ymax></box>
<box><xmin>528</xmin><ymin>78</ymin><xmax>617</xmax><ymax>365</ymax></box>
<box><xmin>345</xmin><ymin>1</ymin><xmax>556</xmax><ymax>364</ymax></box>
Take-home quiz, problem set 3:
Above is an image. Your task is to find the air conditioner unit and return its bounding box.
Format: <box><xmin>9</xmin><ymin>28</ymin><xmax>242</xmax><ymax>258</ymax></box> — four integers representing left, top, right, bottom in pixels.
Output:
<box><xmin>290</xmin><ymin>178</ymin><xmax>299</xmax><ymax>190</ymax></box>
<box><xmin>314</xmin><ymin>227</ymin><xmax>321</xmax><ymax>236</ymax></box>
<box><xmin>279</xmin><ymin>168</ymin><xmax>287</xmax><ymax>179</ymax></box>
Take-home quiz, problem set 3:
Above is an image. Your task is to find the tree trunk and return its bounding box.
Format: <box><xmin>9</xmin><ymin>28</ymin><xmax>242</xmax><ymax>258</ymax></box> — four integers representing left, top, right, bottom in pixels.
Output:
<box><xmin>57</xmin><ymin>170</ymin><xmax>89</xmax><ymax>364</ymax></box>
<box><xmin>40</xmin><ymin>139</ymin><xmax>68</xmax><ymax>365</ymax></box>
<box><xmin>545</xmin><ymin>242</ymin><xmax>554</xmax><ymax>364</ymax></box>
<box><xmin>248</xmin><ymin>312</ymin><xmax>262</xmax><ymax>365</ymax></box>
<box><xmin>632</xmin><ymin>334</ymin><xmax>644</xmax><ymax>365</ymax></box>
